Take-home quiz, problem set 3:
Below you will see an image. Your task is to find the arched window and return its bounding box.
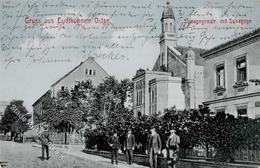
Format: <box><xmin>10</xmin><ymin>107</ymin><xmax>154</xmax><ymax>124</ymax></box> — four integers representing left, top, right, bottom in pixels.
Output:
<box><xmin>85</xmin><ymin>69</ymin><xmax>88</xmax><ymax>75</ymax></box>
<box><xmin>170</xmin><ymin>23</ymin><xmax>173</xmax><ymax>32</ymax></box>
<box><xmin>93</xmin><ymin>70</ymin><xmax>96</xmax><ymax>75</ymax></box>
<box><xmin>165</xmin><ymin>23</ymin><xmax>168</xmax><ymax>32</ymax></box>
<box><xmin>89</xmin><ymin>69</ymin><xmax>92</xmax><ymax>75</ymax></box>
<box><xmin>161</xmin><ymin>53</ymin><xmax>164</xmax><ymax>66</ymax></box>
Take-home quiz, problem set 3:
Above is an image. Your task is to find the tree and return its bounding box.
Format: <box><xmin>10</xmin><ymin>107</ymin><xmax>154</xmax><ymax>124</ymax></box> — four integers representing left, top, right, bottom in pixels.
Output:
<box><xmin>1</xmin><ymin>100</ymin><xmax>30</xmax><ymax>140</ymax></box>
<box><xmin>42</xmin><ymin>88</ymin><xmax>86</xmax><ymax>144</ymax></box>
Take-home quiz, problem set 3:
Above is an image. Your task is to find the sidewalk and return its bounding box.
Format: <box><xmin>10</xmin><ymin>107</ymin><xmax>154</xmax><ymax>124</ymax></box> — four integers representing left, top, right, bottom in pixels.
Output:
<box><xmin>32</xmin><ymin>143</ymin><xmax>148</xmax><ymax>168</ymax></box>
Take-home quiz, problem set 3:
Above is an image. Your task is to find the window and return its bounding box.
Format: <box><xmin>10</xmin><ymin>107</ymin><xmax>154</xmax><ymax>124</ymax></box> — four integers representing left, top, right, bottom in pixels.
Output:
<box><xmin>216</xmin><ymin>108</ymin><xmax>225</xmax><ymax>113</ymax></box>
<box><xmin>165</xmin><ymin>23</ymin><xmax>168</xmax><ymax>32</ymax></box>
<box><xmin>170</xmin><ymin>23</ymin><xmax>173</xmax><ymax>32</ymax></box>
<box><xmin>61</xmin><ymin>86</ymin><xmax>65</xmax><ymax>91</ymax></box>
<box><xmin>136</xmin><ymin>92</ymin><xmax>139</xmax><ymax>106</ymax></box>
<box><xmin>85</xmin><ymin>69</ymin><xmax>88</xmax><ymax>75</ymax></box>
<box><xmin>93</xmin><ymin>70</ymin><xmax>96</xmax><ymax>75</ymax></box>
<box><xmin>89</xmin><ymin>69</ymin><xmax>92</xmax><ymax>75</ymax></box>
<box><xmin>237</xmin><ymin>104</ymin><xmax>247</xmax><ymax>117</ymax></box>
<box><xmin>216</xmin><ymin>64</ymin><xmax>225</xmax><ymax>88</ymax></box>
<box><xmin>137</xmin><ymin>111</ymin><xmax>142</xmax><ymax>117</ymax></box>
<box><xmin>140</xmin><ymin>91</ymin><xmax>142</xmax><ymax>105</ymax></box>
<box><xmin>161</xmin><ymin>53</ymin><xmax>164</xmax><ymax>66</ymax></box>
<box><xmin>162</xmin><ymin>23</ymin><xmax>164</xmax><ymax>32</ymax></box>
<box><xmin>74</xmin><ymin>85</ymin><xmax>79</xmax><ymax>91</ymax></box>
<box><xmin>136</xmin><ymin>91</ymin><xmax>142</xmax><ymax>106</ymax></box>
<box><xmin>236</xmin><ymin>57</ymin><xmax>247</xmax><ymax>82</ymax></box>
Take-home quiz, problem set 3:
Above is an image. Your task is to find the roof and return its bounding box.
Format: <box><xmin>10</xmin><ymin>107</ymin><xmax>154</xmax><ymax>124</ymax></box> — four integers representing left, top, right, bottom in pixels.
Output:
<box><xmin>161</xmin><ymin>2</ymin><xmax>175</xmax><ymax>21</ymax></box>
<box><xmin>50</xmin><ymin>57</ymin><xmax>109</xmax><ymax>87</ymax></box>
<box><xmin>32</xmin><ymin>90</ymin><xmax>51</xmax><ymax>106</ymax></box>
<box><xmin>132</xmin><ymin>69</ymin><xmax>171</xmax><ymax>80</ymax></box>
<box><xmin>50</xmin><ymin>62</ymin><xmax>84</xmax><ymax>87</ymax></box>
<box><xmin>173</xmin><ymin>46</ymin><xmax>206</xmax><ymax>66</ymax></box>
<box><xmin>201</xmin><ymin>27</ymin><xmax>260</xmax><ymax>58</ymax></box>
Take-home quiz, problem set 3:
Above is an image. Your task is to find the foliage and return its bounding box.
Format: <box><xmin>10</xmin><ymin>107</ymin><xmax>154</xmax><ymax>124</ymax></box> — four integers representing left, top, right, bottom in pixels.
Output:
<box><xmin>1</xmin><ymin>100</ymin><xmax>30</xmax><ymax>134</ymax></box>
<box><xmin>42</xmin><ymin>77</ymin><xmax>133</xmax><ymax>144</ymax></box>
<box><xmin>84</xmin><ymin>105</ymin><xmax>260</xmax><ymax>163</ymax></box>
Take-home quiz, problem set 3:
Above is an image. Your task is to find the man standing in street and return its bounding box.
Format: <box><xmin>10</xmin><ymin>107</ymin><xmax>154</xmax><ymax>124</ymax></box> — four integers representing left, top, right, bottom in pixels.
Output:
<box><xmin>40</xmin><ymin>125</ymin><xmax>50</xmax><ymax>160</ymax></box>
<box><xmin>108</xmin><ymin>131</ymin><xmax>120</xmax><ymax>165</ymax></box>
<box><xmin>146</xmin><ymin>126</ymin><xmax>162</xmax><ymax>168</ymax></box>
<box><xmin>124</xmin><ymin>129</ymin><xmax>135</xmax><ymax>165</ymax></box>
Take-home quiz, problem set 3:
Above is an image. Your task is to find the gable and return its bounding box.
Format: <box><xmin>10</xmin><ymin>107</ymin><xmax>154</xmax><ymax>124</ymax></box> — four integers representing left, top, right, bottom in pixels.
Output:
<box><xmin>50</xmin><ymin>57</ymin><xmax>109</xmax><ymax>96</ymax></box>
<box><xmin>152</xmin><ymin>55</ymin><xmax>161</xmax><ymax>71</ymax></box>
<box><xmin>167</xmin><ymin>48</ymin><xmax>187</xmax><ymax>78</ymax></box>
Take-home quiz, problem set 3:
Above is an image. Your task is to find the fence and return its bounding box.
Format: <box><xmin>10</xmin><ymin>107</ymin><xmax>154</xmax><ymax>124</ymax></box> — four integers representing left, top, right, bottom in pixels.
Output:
<box><xmin>0</xmin><ymin>134</ymin><xmax>11</xmax><ymax>141</ymax></box>
<box><xmin>234</xmin><ymin>148</ymin><xmax>260</xmax><ymax>163</ymax></box>
<box><xmin>50</xmin><ymin>132</ymin><xmax>85</xmax><ymax>145</ymax></box>
<box><xmin>181</xmin><ymin>147</ymin><xmax>260</xmax><ymax>164</ymax></box>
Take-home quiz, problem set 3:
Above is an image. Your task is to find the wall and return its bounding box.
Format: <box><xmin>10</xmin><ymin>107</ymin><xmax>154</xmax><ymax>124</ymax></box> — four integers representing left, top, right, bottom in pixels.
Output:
<box><xmin>0</xmin><ymin>101</ymin><xmax>9</xmax><ymax>121</ymax></box>
<box><xmin>203</xmin><ymin>39</ymin><xmax>260</xmax><ymax>118</ymax></box>
<box><xmin>167</xmin><ymin>77</ymin><xmax>185</xmax><ymax>110</ymax></box>
<box><xmin>51</xmin><ymin>58</ymin><xmax>109</xmax><ymax>97</ymax></box>
<box><xmin>133</xmin><ymin>71</ymin><xmax>173</xmax><ymax>116</ymax></box>
<box><xmin>194</xmin><ymin>65</ymin><xmax>204</xmax><ymax>107</ymax></box>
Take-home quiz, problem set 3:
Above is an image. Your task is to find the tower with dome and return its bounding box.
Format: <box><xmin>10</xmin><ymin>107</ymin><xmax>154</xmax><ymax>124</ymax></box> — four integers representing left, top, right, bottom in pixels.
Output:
<box><xmin>132</xmin><ymin>1</ymin><xmax>205</xmax><ymax>116</ymax></box>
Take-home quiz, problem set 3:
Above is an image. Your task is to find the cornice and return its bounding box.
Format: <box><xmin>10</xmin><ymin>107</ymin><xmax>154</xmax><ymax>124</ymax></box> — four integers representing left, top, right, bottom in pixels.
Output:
<box><xmin>201</xmin><ymin>28</ymin><xmax>260</xmax><ymax>60</ymax></box>
<box><xmin>203</xmin><ymin>92</ymin><xmax>260</xmax><ymax>105</ymax></box>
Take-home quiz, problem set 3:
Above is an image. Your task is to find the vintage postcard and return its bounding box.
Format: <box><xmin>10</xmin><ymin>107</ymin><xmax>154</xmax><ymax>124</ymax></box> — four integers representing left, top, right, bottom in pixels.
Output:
<box><xmin>0</xmin><ymin>0</ymin><xmax>260</xmax><ymax>167</ymax></box>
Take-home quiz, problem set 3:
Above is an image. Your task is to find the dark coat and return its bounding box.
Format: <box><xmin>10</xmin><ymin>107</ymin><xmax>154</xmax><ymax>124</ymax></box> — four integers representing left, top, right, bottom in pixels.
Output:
<box><xmin>40</xmin><ymin>130</ymin><xmax>50</xmax><ymax>145</ymax></box>
<box><xmin>108</xmin><ymin>136</ymin><xmax>121</xmax><ymax>150</ymax></box>
<box><xmin>146</xmin><ymin>133</ymin><xmax>161</xmax><ymax>154</ymax></box>
<box><xmin>124</xmin><ymin>134</ymin><xmax>135</xmax><ymax>150</ymax></box>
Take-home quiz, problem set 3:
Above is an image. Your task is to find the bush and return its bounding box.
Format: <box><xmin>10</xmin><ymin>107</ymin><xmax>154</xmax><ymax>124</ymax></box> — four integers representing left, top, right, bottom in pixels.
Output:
<box><xmin>84</xmin><ymin>107</ymin><xmax>260</xmax><ymax>162</ymax></box>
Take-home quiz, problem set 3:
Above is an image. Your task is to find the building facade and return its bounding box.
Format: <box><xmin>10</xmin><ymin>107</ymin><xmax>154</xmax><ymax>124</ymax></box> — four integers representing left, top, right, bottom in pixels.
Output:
<box><xmin>32</xmin><ymin>57</ymin><xmax>110</xmax><ymax>123</ymax></box>
<box><xmin>202</xmin><ymin>28</ymin><xmax>260</xmax><ymax>118</ymax></box>
<box><xmin>133</xmin><ymin>69</ymin><xmax>184</xmax><ymax>116</ymax></box>
<box><xmin>51</xmin><ymin>57</ymin><xmax>109</xmax><ymax>97</ymax></box>
<box><xmin>133</xmin><ymin>2</ymin><xmax>205</xmax><ymax>116</ymax></box>
<box><xmin>0</xmin><ymin>101</ymin><xmax>9</xmax><ymax>121</ymax></box>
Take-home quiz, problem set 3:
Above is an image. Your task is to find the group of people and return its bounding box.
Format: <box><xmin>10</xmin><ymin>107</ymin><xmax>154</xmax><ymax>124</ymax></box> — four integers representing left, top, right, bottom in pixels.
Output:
<box><xmin>108</xmin><ymin>126</ymin><xmax>180</xmax><ymax>168</ymax></box>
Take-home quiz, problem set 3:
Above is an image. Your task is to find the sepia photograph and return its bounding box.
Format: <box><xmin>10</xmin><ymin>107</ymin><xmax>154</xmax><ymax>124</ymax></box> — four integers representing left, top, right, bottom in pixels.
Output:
<box><xmin>0</xmin><ymin>0</ymin><xmax>260</xmax><ymax>167</ymax></box>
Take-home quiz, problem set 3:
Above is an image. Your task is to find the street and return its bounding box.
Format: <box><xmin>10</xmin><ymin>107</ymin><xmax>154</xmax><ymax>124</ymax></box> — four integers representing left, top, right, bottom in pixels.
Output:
<box><xmin>0</xmin><ymin>141</ymin><xmax>147</xmax><ymax>168</ymax></box>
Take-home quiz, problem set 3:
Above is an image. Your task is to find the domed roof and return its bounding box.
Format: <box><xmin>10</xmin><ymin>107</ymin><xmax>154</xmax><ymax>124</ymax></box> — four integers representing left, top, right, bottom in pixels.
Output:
<box><xmin>161</xmin><ymin>2</ymin><xmax>175</xmax><ymax>21</ymax></box>
<box><xmin>186</xmin><ymin>47</ymin><xmax>196</xmax><ymax>58</ymax></box>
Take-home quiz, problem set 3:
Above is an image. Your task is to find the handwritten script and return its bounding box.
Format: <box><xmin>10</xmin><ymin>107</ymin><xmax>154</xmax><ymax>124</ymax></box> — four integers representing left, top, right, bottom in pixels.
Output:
<box><xmin>0</xmin><ymin>0</ymin><xmax>257</xmax><ymax>69</ymax></box>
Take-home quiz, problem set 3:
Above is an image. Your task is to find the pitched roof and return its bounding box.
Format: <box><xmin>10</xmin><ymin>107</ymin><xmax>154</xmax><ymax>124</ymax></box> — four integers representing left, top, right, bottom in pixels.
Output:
<box><xmin>50</xmin><ymin>57</ymin><xmax>109</xmax><ymax>87</ymax></box>
<box><xmin>171</xmin><ymin>46</ymin><xmax>206</xmax><ymax>66</ymax></box>
<box><xmin>32</xmin><ymin>90</ymin><xmax>51</xmax><ymax>106</ymax></box>
<box><xmin>201</xmin><ymin>27</ymin><xmax>260</xmax><ymax>58</ymax></box>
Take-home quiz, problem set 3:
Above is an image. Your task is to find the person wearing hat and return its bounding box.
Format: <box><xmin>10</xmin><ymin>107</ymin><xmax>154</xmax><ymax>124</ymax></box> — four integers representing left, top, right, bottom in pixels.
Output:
<box><xmin>40</xmin><ymin>125</ymin><xmax>50</xmax><ymax>160</ymax></box>
<box><xmin>124</xmin><ymin>129</ymin><xmax>135</xmax><ymax>165</ymax></box>
<box><xmin>166</xmin><ymin>129</ymin><xmax>180</xmax><ymax>168</ymax></box>
<box><xmin>108</xmin><ymin>131</ymin><xmax>121</xmax><ymax>165</ymax></box>
<box><xmin>146</xmin><ymin>126</ymin><xmax>161</xmax><ymax>168</ymax></box>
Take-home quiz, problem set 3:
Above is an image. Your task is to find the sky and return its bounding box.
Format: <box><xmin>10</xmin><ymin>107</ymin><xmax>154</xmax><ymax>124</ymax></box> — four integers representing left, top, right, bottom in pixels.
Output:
<box><xmin>0</xmin><ymin>0</ymin><xmax>260</xmax><ymax>112</ymax></box>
